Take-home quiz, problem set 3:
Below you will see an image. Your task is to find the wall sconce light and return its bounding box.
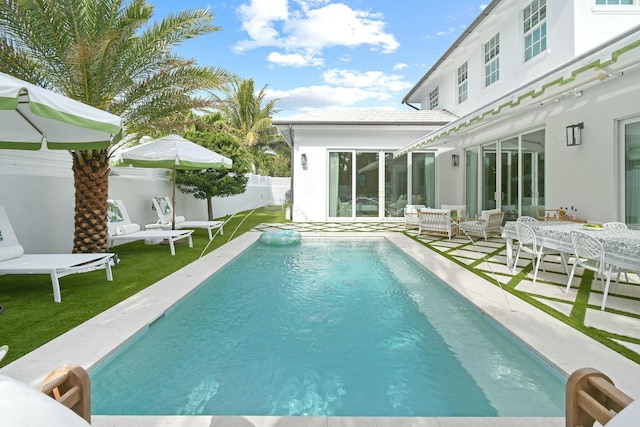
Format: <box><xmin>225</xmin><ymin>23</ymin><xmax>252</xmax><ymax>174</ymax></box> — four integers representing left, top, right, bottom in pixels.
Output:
<box><xmin>451</xmin><ymin>154</ymin><xmax>460</xmax><ymax>167</ymax></box>
<box><xmin>566</xmin><ymin>122</ymin><xmax>583</xmax><ymax>146</ymax></box>
<box><xmin>301</xmin><ymin>153</ymin><xmax>307</xmax><ymax>168</ymax></box>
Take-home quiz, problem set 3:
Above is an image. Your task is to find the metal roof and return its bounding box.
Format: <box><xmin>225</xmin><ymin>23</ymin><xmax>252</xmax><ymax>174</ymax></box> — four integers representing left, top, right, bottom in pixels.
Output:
<box><xmin>271</xmin><ymin>109</ymin><xmax>457</xmax><ymax>126</ymax></box>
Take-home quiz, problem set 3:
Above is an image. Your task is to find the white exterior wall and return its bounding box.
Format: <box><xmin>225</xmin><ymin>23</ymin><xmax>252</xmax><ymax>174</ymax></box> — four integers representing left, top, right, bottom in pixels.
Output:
<box><xmin>413</xmin><ymin>0</ymin><xmax>640</xmax><ymax>119</ymax></box>
<box><xmin>290</xmin><ymin>125</ymin><xmax>444</xmax><ymax>222</ymax></box>
<box><xmin>0</xmin><ymin>150</ymin><xmax>289</xmax><ymax>253</ymax></box>
<box><xmin>576</xmin><ymin>3</ymin><xmax>640</xmax><ymax>55</ymax></box>
<box><xmin>453</xmin><ymin>65</ymin><xmax>639</xmax><ymax>223</ymax></box>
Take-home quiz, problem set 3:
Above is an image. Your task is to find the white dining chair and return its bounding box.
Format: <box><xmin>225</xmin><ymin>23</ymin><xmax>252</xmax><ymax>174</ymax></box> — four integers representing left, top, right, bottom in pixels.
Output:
<box><xmin>565</xmin><ymin>231</ymin><xmax>613</xmax><ymax>311</ymax></box>
<box><xmin>513</xmin><ymin>222</ymin><xmax>564</xmax><ymax>282</ymax></box>
<box><xmin>601</xmin><ymin>222</ymin><xmax>633</xmax><ymax>283</ymax></box>
<box><xmin>516</xmin><ymin>216</ymin><xmax>538</xmax><ymax>223</ymax></box>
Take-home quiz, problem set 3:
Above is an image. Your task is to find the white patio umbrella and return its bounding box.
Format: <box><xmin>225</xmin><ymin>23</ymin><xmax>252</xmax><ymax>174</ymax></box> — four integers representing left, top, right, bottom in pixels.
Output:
<box><xmin>0</xmin><ymin>72</ymin><xmax>123</xmax><ymax>150</ymax></box>
<box><xmin>117</xmin><ymin>134</ymin><xmax>232</xmax><ymax>228</ymax></box>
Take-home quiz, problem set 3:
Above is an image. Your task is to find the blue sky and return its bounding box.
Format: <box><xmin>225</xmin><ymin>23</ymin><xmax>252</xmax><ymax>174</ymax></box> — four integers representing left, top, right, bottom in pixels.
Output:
<box><xmin>151</xmin><ymin>0</ymin><xmax>488</xmax><ymax>117</ymax></box>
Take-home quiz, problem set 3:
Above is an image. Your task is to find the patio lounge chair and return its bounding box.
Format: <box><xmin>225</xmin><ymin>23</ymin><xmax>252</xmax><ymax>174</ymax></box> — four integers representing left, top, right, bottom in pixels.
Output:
<box><xmin>404</xmin><ymin>204</ymin><xmax>427</xmax><ymax>230</ymax></box>
<box><xmin>418</xmin><ymin>208</ymin><xmax>459</xmax><ymax>240</ymax></box>
<box><xmin>459</xmin><ymin>209</ymin><xmax>505</xmax><ymax>241</ymax></box>
<box><xmin>107</xmin><ymin>200</ymin><xmax>194</xmax><ymax>256</ymax></box>
<box><xmin>148</xmin><ymin>196</ymin><xmax>224</xmax><ymax>240</ymax></box>
<box><xmin>0</xmin><ymin>206</ymin><xmax>114</xmax><ymax>303</ymax></box>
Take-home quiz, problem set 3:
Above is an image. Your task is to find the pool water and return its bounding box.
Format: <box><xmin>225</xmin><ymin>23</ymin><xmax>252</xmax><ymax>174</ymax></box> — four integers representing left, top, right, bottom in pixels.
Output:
<box><xmin>91</xmin><ymin>239</ymin><xmax>565</xmax><ymax>417</ymax></box>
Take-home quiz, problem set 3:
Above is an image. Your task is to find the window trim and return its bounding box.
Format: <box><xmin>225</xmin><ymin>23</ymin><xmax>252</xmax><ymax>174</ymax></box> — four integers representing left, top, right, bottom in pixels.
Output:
<box><xmin>457</xmin><ymin>62</ymin><xmax>468</xmax><ymax>104</ymax></box>
<box><xmin>429</xmin><ymin>86</ymin><xmax>440</xmax><ymax>110</ymax></box>
<box><xmin>523</xmin><ymin>0</ymin><xmax>547</xmax><ymax>63</ymax></box>
<box><xmin>484</xmin><ymin>33</ymin><xmax>500</xmax><ymax>87</ymax></box>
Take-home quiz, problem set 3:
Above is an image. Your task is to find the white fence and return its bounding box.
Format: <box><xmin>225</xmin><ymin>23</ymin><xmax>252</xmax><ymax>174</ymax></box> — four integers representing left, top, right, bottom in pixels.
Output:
<box><xmin>0</xmin><ymin>150</ymin><xmax>290</xmax><ymax>253</ymax></box>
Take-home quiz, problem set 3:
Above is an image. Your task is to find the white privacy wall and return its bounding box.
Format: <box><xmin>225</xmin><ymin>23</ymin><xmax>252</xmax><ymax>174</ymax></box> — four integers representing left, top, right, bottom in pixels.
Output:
<box><xmin>0</xmin><ymin>150</ymin><xmax>289</xmax><ymax>253</ymax></box>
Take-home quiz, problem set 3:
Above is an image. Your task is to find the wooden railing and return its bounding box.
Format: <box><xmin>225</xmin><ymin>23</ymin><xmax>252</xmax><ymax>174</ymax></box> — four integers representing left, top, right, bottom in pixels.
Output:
<box><xmin>38</xmin><ymin>364</ymin><xmax>91</xmax><ymax>424</ymax></box>
<box><xmin>566</xmin><ymin>368</ymin><xmax>633</xmax><ymax>427</ymax></box>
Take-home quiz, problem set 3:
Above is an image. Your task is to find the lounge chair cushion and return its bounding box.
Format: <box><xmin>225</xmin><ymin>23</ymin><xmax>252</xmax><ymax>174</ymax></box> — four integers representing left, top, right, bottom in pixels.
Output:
<box><xmin>0</xmin><ymin>207</ymin><xmax>25</xmax><ymax>261</ymax></box>
<box><xmin>480</xmin><ymin>208</ymin><xmax>501</xmax><ymax>221</ymax></box>
<box><xmin>0</xmin><ymin>244</ymin><xmax>25</xmax><ymax>262</ymax></box>
<box><xmin>441</xmin><ymin>204</ymin><xmax>467</xmax><ymax>220</ymax></box>
<box><xmin>115</xmin><ymin>224</ymin><xmax>140</xmax><ymax>236</ymax></box>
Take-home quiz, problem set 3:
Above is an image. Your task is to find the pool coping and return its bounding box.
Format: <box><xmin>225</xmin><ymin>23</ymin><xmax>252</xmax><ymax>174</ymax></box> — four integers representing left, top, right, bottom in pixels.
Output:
<box><xmin>2</xmin><ymin>232</ymin><xmax>638</xmax><ymax>427</ymax></box>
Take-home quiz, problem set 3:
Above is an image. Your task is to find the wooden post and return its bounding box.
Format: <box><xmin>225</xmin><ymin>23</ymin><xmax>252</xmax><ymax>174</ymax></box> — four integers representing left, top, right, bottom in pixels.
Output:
<box><xmin>566</xmin><ymin>367</ymin><xmax>633</xmax><ymax>427</ymax></box>
<box><xmin>39</xmin><ymin>365</ymin><xmax>91</xmax><ymax>424</ymax></box>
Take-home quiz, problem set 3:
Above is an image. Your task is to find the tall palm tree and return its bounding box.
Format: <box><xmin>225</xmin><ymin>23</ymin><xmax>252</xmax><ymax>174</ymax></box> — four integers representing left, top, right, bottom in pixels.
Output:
<box><xmin>219</xmin><ymin>79</ymin><xmax>280</xmax><ymax>147</ymax></box>
<box><xmin>0</xmin><ymin>0</ymin><xmax>235</xmax><ymax>253</ymax></box>
<box><xmin>218</xmin><ymin>78</ymin><xmax>289</xmax><ymax>176</ymax></box>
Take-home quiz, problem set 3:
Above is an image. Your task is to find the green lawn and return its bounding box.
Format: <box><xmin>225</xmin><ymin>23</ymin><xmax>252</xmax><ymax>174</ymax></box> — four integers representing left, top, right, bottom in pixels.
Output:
<box><xmin>0</xmin><ymin>206</ymin><xmax>287</xmax><ymax>367</ymax></box>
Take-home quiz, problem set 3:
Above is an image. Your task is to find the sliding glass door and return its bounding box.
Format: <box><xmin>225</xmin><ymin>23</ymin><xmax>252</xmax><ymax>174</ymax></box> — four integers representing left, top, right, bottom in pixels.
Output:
<box><xmin>522</xmin><ymin>130</ymin><xmax>545</xmax><ymax>217</ymax></box>
<box><xmin>622</xmin><ymin>118</ymin><xmax>640</xmax><ymax>229</ymax></box>
<box><xmin>328</xmin><ymin>152</ymin><xmax>353</xmax><ymax>217</ymax></box>
<box><xmin>355</xmin><ymin>152</ymin><xmax>379</xmax><ymax>217</ymax></box>
<box><xmin>411</xmin><ymin>152</ymin><xmax>435</xmax><ymax>208</ymax></box>
<box><xmin>466</xmin><ymin>128</ymin><xmax>545</xmax><ymax>218</ymax></box>
<box><xmin>482</xmin><ymin>143</ymin><xmax>497</xmax><ymax>211</ymax></box>
<box><xmin>328</xmin><ymin>150</ymin><xmax>434</xmax><ymax>219</ymax></box>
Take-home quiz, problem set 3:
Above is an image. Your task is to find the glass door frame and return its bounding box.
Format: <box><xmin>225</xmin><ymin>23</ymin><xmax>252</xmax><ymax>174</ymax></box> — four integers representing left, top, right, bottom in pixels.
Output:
<box><xmin>327</xmin><ymin>149</ymin><xmax>436</xmax><ymax>220</ymax></box>
<box><xmin>466</xmin><ymin>127</ymin><xmax>545</xmax><ymax>218</ymax></box>
<box><xmin>618</xmin><ymin>115</ymin><xmax>640</xmax><ymax>229</ymax></box>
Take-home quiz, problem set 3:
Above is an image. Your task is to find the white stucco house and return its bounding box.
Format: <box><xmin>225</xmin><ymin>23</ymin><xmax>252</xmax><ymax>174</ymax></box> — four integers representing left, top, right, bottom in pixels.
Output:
<box><xmin>273</xmin><ymin>0</ymin><xmax>640</xmax><ymax>229</ymax></box>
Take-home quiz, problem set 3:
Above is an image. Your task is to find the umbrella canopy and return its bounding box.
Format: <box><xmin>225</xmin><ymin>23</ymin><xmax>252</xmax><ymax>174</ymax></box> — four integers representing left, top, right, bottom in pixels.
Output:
<box><xmin>0</xmin><ymin>72</ymin><xmax>123</xmax><ymax>150</ymax></box>
<box><xmin>117</xmin><ymin>134</ymin><xmax>232</xmax><ymax>170</ymax></box>
<box><xmin>117</xmin><ymin>134</ymin><xmax>233</xmax><ymax>228</ymax></box>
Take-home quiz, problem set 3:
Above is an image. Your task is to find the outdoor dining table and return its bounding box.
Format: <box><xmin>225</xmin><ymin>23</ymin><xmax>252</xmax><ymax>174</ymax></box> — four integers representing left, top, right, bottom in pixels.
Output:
<box><xmin>501</xmin><ymin>221</ymin><xmax>640</xmax><ymax>273</ymax></box>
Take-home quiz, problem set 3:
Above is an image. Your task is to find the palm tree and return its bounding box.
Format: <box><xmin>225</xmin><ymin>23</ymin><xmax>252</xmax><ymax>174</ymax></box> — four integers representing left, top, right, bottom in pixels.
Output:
<box><xmin>0</xmin><ymin>0</ymin><xmax>235</xmax><ymax>253</ymax></box>
<box><xmin>218</xmin><ymin>78</ymin><xmax>289</xmax><ymax>176</ymax></box>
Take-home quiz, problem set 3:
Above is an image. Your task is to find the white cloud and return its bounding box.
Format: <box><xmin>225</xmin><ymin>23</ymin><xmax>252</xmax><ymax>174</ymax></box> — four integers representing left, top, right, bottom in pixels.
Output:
<box><xmin>322</xmin><ymin>69</ymin><xmax>412</xmax><ymax>93</ymax></box>
<box><xmin>424</xmin><ymin>25</ymin><xmax>465</xmax><ymax>40</ymax></box>
<box><xmin>393</xmin><ymin>62</ymin><xmax>408</xmax><ymax>71</ymax></box>
<box><xmin>235</xmin><ymin>0</ymin><xmax>289</xmax><ymax>51</ymax></box>
<box><xmin>267</xmin><ymin>51</ymin><xmax>324</xmax><ymax>67</ymax></box>
<box><xmin>265</xmin><ymin>85</ymin><xmax>382</xmax><ymax>110</ymax></box>
<box><xmin>263</xmin><ymin>68</ymin><xmax>412</xmax><ymax>112</ymax></box>
<box><xmin>233</xmin><ymin>1</ymin><xmax>399</xmax><ymax>63</ymax></box>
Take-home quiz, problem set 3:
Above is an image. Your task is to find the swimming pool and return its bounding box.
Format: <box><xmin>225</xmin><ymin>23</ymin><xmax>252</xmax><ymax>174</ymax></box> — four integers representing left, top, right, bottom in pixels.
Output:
<box><xmin>90</xmin><ymin>238</ymin><xmax>565</xmax><ymax>417</ymax></box>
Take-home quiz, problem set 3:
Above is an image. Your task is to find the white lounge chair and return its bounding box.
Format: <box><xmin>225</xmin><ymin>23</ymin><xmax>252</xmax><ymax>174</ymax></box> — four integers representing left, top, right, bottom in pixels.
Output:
<box><xmin>148</xmin><ymin>196</ymin><xmax>224</xmax><ymax>240</ymax></box>
<box><xmin>0</xmin><ymin>206</ymin><xmax>114</xmax><ymax>303</ymax></box>
<box><xmin>459</xmin><ymin>209</ymin><xmax>505</xmax><ymax>241</ymax></box>
<box><xmin>107</xmin><ymin>200</ymin><xmax>194</xmax><ymax>256</ymax></box>
<box><xmin>404</xmin><ymin>204</ymin><xmax>427</xmax><ymax>230</ymax></box>
<box><xmin>418</xmin><ymin>208</ymin><xmax>459</xmax><ymax>240</ymax></box>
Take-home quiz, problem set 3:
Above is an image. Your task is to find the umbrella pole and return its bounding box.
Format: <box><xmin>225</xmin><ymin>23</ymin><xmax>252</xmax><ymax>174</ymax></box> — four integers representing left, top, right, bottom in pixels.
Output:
<box><xmin>172</xmin><ymin>164</ymin><xmax>176</xmax><ymax>230</ymax></box>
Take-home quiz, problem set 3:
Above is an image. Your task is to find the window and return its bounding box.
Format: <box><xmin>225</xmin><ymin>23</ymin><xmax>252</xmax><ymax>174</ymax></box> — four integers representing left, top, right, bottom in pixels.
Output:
<box><xmin>457</xmin><ymin>62</ymin><xmax>468</xmax><ymax>103</ymax></box>
<box><xmin>596</xmin><ymin>0</ymin><xmax>634</xmax><ymax>4</ymax></box>
<box><xmin>429</xmin><ymin>87</ymin><xmax>439</xmax><ymax>109</ymax></box>
<box><xmin>524</xmin><ymin>0</ymin><xmax>547</xmax><ymax>62</ymax></box>
<box><xmin>484</xmin><ymin>34</ymin><xmax>500</xmax><ymax>87</ymax></box>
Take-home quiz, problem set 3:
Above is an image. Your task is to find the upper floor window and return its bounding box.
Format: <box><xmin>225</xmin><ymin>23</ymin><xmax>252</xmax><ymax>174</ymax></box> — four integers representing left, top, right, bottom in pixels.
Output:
<box><xmin>429</xmin><ymin>87</ymin><xmax>439</xmax><ymax>109</ymax></box>
<box><xmin>484</xmin><ymin>33</ymin><xmax>500</xmax><ymax>87</ymax></box>
<box><xmin>595</xmin><ymin>0</ymin><xmax>634</xmax><ymax>4</ymax></box>
<box><xmin>524</xmin><ymin>0</ymin><xmax>547</xmax><ymax>62</ymax></box>
<box><xmin>457</xmin><ymin>62</ymin><xmax>468</xmax><ymax>104</ymax></box>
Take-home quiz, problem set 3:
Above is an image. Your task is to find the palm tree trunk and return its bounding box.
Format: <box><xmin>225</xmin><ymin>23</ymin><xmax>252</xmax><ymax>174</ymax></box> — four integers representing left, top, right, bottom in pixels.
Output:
<box><xmin>71</xmin><ymin>150</ymin><xmax>110</xmax><ymax>253</ymax></box>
